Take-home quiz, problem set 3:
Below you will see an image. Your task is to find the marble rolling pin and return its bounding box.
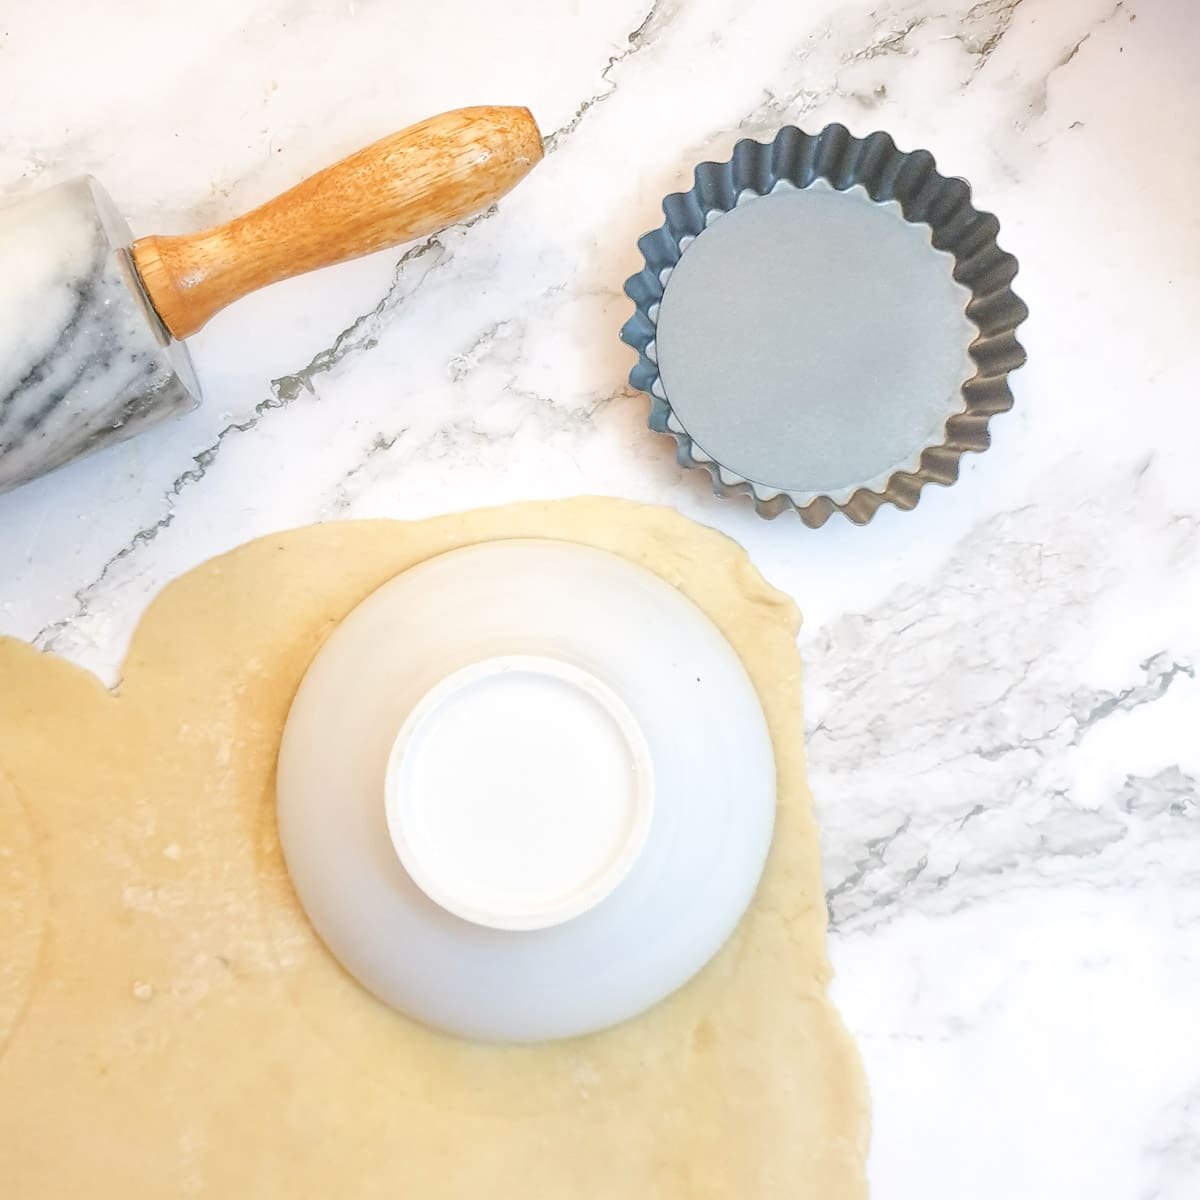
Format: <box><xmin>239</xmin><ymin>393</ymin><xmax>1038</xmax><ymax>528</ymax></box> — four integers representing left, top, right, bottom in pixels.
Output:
<box><xmin>0</xmin><ymin>105</ymin><xmax>542</xmax><ymax>493</ymax></box>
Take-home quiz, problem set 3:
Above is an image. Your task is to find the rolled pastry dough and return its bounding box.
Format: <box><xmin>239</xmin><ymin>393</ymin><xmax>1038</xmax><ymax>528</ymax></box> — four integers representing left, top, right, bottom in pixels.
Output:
<box><xmin>0</xmin><ymin>499</ymin><xmax>868</xmax><ymax>1197</ymax></box>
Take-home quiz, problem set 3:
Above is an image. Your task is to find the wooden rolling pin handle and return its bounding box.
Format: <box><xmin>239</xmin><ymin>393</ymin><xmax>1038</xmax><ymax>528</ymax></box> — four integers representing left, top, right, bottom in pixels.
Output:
<box><xmin>131</xmin><ymin>105</ymin><xmax>543</xmax><ymax>340</ymax></box>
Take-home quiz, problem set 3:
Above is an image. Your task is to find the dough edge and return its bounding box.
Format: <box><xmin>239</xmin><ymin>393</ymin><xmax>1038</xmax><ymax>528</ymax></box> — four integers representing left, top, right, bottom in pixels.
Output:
<box><xmin>0</xmin><ymin>497</ymin><xmax>870</xmax><ymax>1198</ymax></box>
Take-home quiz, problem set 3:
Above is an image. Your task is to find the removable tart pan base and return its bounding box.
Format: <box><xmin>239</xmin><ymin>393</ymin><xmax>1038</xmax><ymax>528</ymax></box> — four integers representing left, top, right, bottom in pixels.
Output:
<box><xmin>621</xmin><ymin>124</ymin><xmax>1029</xmax><ymax>526</ymax></box>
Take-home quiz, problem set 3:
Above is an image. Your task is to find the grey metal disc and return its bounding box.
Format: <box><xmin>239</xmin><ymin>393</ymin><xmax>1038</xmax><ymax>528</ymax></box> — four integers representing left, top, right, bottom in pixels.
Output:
<box><xmin>654</xmin><ymin>184</ymin><xmax>975</xmax><ymax>497</ymax></box>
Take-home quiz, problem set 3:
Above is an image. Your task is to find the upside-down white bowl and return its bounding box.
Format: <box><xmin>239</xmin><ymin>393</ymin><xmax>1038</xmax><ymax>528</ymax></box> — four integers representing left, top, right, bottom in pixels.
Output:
<box><xmin>276</xmin><ymin>538</ymin><xmax>776</xmax><ymax>1042</ymax></box>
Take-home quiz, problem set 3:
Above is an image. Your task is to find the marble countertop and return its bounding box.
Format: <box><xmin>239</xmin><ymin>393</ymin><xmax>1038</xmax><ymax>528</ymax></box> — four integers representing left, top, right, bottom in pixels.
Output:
<box><xmin>1</xmin><ymin>0</ymin><xmax>1197</xmax><ymax>1194</ymax></box>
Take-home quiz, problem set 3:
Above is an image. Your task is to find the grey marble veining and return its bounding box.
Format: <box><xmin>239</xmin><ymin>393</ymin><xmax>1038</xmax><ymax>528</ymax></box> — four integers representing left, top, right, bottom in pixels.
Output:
<box><xmin>0</xmin><ymin>0</ymin><xmax>1196</xmax><ymax>1196</ymax></box>
<box><xmin>0</xmin><ymin>178</ymin><xmax>196</xmax><ymax>493</ymax></box>
<box><xmin>809</xmin><ymin>460</ymin><xmax>1199</xmax><ymax>935</ymax></box>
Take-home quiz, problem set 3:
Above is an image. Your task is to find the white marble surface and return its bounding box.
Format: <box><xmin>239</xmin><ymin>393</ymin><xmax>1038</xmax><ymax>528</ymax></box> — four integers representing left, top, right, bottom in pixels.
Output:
<box><xmin>0</xmin><ymin>0</ymin><xmax>1197</xmax><ymax>1194</ymax></box>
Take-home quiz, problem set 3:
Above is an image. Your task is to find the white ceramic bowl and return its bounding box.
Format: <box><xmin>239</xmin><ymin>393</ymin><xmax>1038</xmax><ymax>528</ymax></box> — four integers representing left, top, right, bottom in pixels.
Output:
<box><xmin>276</xmin><ymin>539</ymin><xmax>775</xmax><ymax>1042</ymax></box>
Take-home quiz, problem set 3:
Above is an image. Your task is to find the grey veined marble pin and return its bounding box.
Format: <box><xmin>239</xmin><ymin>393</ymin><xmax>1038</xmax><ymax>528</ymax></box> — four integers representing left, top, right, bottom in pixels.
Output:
<box><xmin>0</xmin><ymin>106</ymin><xmax>546</xmax><ymax>494</ymax></box>
<box><xmin>621</xmin><ymin>124</ymin><xmax>1029</xmax><ymax>526</ymax></box>
<box><xmin>0</xmin><ymin>179</ymin><xmax>198</xmax><ymax>492</ymax></box>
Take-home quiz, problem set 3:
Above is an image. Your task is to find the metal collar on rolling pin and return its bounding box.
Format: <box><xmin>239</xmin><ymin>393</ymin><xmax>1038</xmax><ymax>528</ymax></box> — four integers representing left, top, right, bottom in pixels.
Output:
<box><xmin>0</xmin><ymin>106</ymin><xmax>543</xmax><ymax>494</ymax></box>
